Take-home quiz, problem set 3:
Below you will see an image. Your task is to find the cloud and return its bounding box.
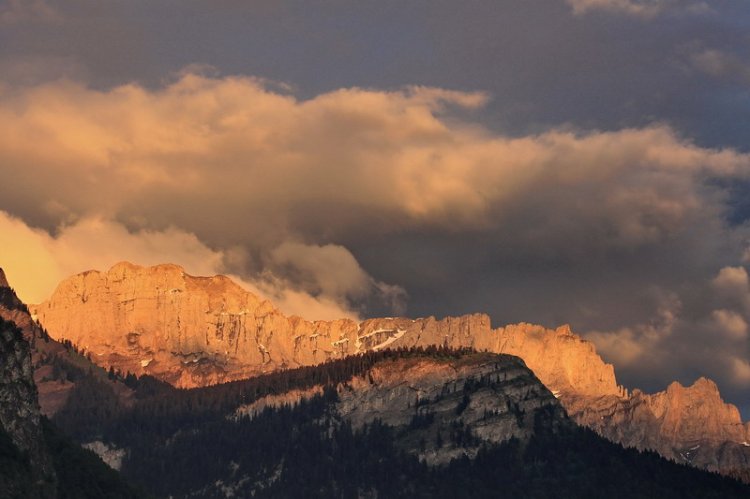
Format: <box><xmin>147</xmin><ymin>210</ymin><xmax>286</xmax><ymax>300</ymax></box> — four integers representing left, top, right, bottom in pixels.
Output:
<box><xmin>586</xmin><ymin>267</ymin><xmax>750</xmax><ymax>398</ymax></box>
<box><xmin>0</xmin><ymin>0</ymin><xmax>60</xmax><ymax>25</ymax></box>
<box><xmin>690</xmin><ymin>49</ymin><xmax>750</xmax><ymax>86</ymax></box>
<box><xmin>0</xmin><ymin>74</ymin><xmax>746</xmax><ymax>247</ymax></box>
<box><xmin>2</xmin><ymin>73</ymin><xmax>750</xmax><ymax>407</ymax></box>
<box><xmin>585</xmin><ymin>291</ymin><xmax>680</xmax><ymax>367</ymax></box>
<box><xmin>268</xmin><ymin>242</ymin><xmax>406</xmax><ymax>314</ymax></box>
<box><xmin>0</xmin><ymin>210</ymin><xmax>370</xmax><ymax>320</ymax></box>
<box><xmin>711</xmin><ymin>309</ymin><xmax>748</xmax><ymax>341</ymax></box>
<box><xmin>732</xmin><ymin>357</ymin><xmax>750</xmax><ymax>383</ymax></box>
<box><xmin>712</xmin><ymin>266</ymin><xmax>750</xmax><ymax>311</ymax></box>
<box><xmin>0</xmin><ymin>210</ymin><xmax>223</xmax><ymax>304</ymax></box>
<box><xmin>565</xmin><ymin>0</ymin><xmax>710</xmax><ymax>18</ymax></box>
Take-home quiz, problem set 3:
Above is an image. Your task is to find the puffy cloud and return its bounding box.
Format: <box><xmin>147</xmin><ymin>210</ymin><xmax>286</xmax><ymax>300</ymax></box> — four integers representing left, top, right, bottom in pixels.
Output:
<box><xmin>712</xmin><ymin>266</ymin><xmax>750</xmax><ymax>311</ymax></box>
<box><xmin>586</xmin><ymin>266</ymin><xmax>750</xmax><ymax>402</ymax></box>
<box><xmin>585</xmin><ymin>291</ymin><xmax>680</xmax><ymax>367</ymax></box>
<box><xmin>0</xmin><ymin>210</ymin><xmax>371</xmax><ymax>320</ymax></box>
<box><xmin>0</xmin><ymin>74</ymin><xmax>746</xmax><ymax>251</ymax></box>
<box><xmin>1</xmin><ymin>73</ymin><xmax>750</xmax><ymax>409</ymax></box>
<box><xmin>711</xmin><ymin>309</ymin><xmax>748</xmax><ymax>341</ymax></box>
<box><xmin>732</xmin><ymin>357</ymin><xmax>750</xmax><ymax>383</ymax></box>
<box><xmin>566</xmin><ymin>0</ymin><xmax>709</xmax><ymax>18</ymax></box>
<box><xmin>268</xmin><ymin>242</ymin><xmax>406</xmax><ymax>314</ymax></box>
<box><xmin>690</xmin><ymin>49</ymin><xmax>750</xmax><ymax>86</ymax></box>
<box><xmin>0</xmin><ymin>210</ymin><xmax>223</xmax><ymax>304</ymax></box>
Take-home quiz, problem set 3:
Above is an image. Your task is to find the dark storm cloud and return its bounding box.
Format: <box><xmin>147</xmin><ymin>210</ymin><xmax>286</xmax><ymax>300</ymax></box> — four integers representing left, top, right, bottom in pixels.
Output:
<box><xmin>2</xmin><ymin>1</ymin><xmax>749</xmax><ymax>145</ymax></box>
<box><xmin>1</xmin><ymin>0</ymin><xmax>750</xmax><ymax>413</ymax></box>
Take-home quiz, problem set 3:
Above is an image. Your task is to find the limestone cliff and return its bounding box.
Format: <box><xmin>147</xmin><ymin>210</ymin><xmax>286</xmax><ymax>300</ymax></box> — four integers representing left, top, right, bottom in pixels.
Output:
<box><xmin>30</xmin><ymin>262</ymin><xmax>750</xmax><ymax>479</ymax></box>
<box><xmin>32</xmin><ymin>262</ymin><xmax>619</xmax><ymax>400</ymax></box>
<box><xmin>336</xmin><ymin>353</ymin><xmax>567</xmax><ymax>465</ymax></box>
<box><xmin>235</xmin><ymin>351</ymin><xmax>567</xmax><ymax>466</ymax></box>
<box><xmin>564</xmin><ymin>377</ymin><xmax>750</xmax><ymax>473</ymax></box>
<box><xmin>0</xmin><ymin>316</ymin><xmax>56</xmax><ymax>496</ymax></box>
<box><xmin>0</xmin><ymin>268</ymin><xmax>133</xmax><ymax>417</ymax></box>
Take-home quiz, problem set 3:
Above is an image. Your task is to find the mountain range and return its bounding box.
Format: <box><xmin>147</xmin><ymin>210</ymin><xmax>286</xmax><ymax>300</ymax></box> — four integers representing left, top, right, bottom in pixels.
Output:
<box><xmin>0</xmin><ymin>262</ymin><xmax>749</xmax><ymax>496</ymax></box>
<box><xmin>28</xmin><ymin>261</ymin><xmax>750</xmax><ymax>481</ymax></box>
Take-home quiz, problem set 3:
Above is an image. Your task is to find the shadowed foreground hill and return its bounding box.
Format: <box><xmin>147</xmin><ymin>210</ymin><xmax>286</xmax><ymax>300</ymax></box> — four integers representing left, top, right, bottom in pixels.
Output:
<box><xmin>30</xmin><ymin>262</ymin><xmax>750</xmax><ymax>479</ymax></box>
<box><xmin>0</xmin><ymin>315</ymin><xmax>144</xmax><ymax>498</ymax></box>
<box><xmin>50</xmin><ymin>347</ymin><xmax>750</xmax><ymax>498</ymax></box>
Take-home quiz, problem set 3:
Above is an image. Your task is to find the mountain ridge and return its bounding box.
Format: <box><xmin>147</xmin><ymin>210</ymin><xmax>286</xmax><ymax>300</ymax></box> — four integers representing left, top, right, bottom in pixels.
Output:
<box><xmin>41</xmin><ymin>345</ymin><xmax>750</xmax><ymax>498</ymax></box>
<box><xmin>23</xmin><ymin>262</ymin><xmax>750</xmax><ymax>479</ymax></box>
<box><xmin>31</xmin><ymin>261</ymin><xmax>621</xmax><ymax>398</ymax></box>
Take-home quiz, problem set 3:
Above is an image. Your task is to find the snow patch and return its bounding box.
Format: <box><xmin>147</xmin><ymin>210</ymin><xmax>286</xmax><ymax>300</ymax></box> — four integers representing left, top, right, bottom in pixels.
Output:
<box><xmin>233</xmin><ymin>386</ymin><xmax>324</xmax><ymax>420</ymax></box>
<box><xmin>140</xmin><ymin>358</ymin><xmax>152</xmax><ymax>367</ymax></box>
<box><xmin>359</xmin><ymin>328</ymin><xmax>400</xmax><ymax>339</ymax></box>
<box><xmin>371</xmin><ymin>328</ymin><xmax>407</xmax><ymax>351</ymax></box>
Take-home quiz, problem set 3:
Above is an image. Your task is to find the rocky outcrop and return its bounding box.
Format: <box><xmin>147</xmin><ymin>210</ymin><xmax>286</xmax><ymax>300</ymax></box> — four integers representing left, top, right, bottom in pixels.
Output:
<box><xmin>0</xmin><ymin>316</ymin><xmax>57</xmax><ymax>496</ymax></box>
<box><xmin>29</xmin><ymin>262</ymin><xmax>750</xmax><ymax>479</ymax></box>
<box><xmin>236</xmin><ymin>352</ymin><xmax>567</xmax><ymax>465</ymax></box>
<box><xmin>564</xmin><ymin>377</ymin><xmax>750</xmax><ymax>473</ymax></box>
<box><xmin>0</xmin><ymin>268</ymin><xmax>133</xmax><ymax>417</ymax></box>
<box><xmin>335</xmin><ymin>353</ymin><xmax>567</xmax><ymax>465</ymax></box>
<box><xmin>32</xmin><ymin>262</ymin><xmax>619</xmax><ymax>400</ymax></box>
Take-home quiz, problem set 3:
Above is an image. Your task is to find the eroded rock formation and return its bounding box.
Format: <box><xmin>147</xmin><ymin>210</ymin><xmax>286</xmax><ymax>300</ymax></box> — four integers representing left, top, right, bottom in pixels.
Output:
<box><xmin>564</xmin><ymin>377</ymin><xmax>750</xmax><ymax>473</ymax></box>
<box><xmin>0</xmin><ymin>316</ymin><xmax>56</xmax><ymax>496</ymax></box>
<box><xmin>236</xmin><ymin>352</ymin><xmax>567</xmax><ymax>466</ymax></box>
<box><xmin>31</xmin><ymin>262</ymin><xmax>620</xmax><ymax>400</ymax></box>
<box><xmin>30</xmin><ymin>262</ymin><xmax>750</xmax><ymax>478</ymax></box>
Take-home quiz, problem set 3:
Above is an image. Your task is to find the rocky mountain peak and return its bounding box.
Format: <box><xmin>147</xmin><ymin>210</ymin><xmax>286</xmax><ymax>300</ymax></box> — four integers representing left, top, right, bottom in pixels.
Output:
<box><xmin>27</xmin><ymin>262</ymin><xmax>750</xmax><ymax>481</ymax></box>
<box><xmin>0</xmin><ymin>267</ymin><xmax>9</xmax><ymax>288</ymax></box>
<box><xmin>32</xmin><ymin>263</ymin><xmax>620</xmax><ymax>397</ymax></box>
<box><xmin>649</xmin><ymin>376</ymin><xmax>746</xmax><ymax>443</ymax></box>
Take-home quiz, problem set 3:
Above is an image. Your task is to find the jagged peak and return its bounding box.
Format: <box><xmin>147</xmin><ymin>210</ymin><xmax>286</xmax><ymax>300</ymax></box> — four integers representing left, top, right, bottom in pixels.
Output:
<box><xmin>105</xmin><ymin>260</ymin><xmax>141</xmax><ymax>274</ymax></box>
<box><xmin>105</xmin><ymin>261</ymin><xmax>240</xmax><ymax>285</ymax></box>
<box><xmin>108</xmin><ymin>261</ymin><xmax>183</xmax><ymax>275</ymax></box>
<box><xmin>0</xmin><ymin>267</ymin><xmax>9</xmax><ymax>288</ymax></box>
<box><xmin>691</xmin><ymin>376</ymin><xmax>720</xmax><ymax>391</ymax></box>
<box><xmin>665</xmin><ymin>376</ymin><xmax>721</xmax><ymax>396</ymax></box>
<box><xmin>555</xmin><ymin>324</ymin><xmax>574</xmax><ymax>336</ymax></box>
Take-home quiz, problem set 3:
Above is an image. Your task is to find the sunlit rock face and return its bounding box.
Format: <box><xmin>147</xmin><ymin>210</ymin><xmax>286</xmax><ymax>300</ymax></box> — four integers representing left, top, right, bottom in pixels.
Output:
<box><xmin>564</xmin><ymin>377</ymin><xmax>750</xmax><ymax>474</ymax></box>
<box><xmin>31</xmin><ymin>262</ymin><xmax>750</xmax><ymax>478</ymax></box>
<box><xmin>32</xmin><ymin>263</ymin><xmax>619</xmax><ymax>399</ymax></box>
<box><xmin>0</xmin><ymin>268</ymin><xmax>132</xmax><ymax>418</ymax></box>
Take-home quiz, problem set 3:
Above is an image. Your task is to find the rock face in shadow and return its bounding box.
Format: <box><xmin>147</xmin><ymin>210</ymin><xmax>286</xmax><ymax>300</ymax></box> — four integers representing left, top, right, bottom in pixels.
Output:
<box><xmin>333</xmin><ymin>353</ymin><xmax>567</xmax><ymax>465</ymax></box>
<box><xmin>29</xmin><ymin>262</ymin><xmax>750</xmax><ymax>479</ymax></box>
<box><xmin>0</xmin><ymin>316</ymin><xmax>57</xmax><ymax>497</ymax></box>
<box><xmin>235</xmin><ymin>351</ymin><xmax>568</xmax><ymax>466</ymax></box>
<box><xmin>0</xmin><ymin>269</ymin><xmax>145</xmax><ymax>498</ymax></box>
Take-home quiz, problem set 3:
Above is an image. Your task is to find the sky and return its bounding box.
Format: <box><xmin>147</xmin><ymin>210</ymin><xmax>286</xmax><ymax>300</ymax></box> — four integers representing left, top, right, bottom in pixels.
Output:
<box><xmin>1</xmin><ymin>0</ymin><xmax>750</xmax><ymax>415</ymax></box>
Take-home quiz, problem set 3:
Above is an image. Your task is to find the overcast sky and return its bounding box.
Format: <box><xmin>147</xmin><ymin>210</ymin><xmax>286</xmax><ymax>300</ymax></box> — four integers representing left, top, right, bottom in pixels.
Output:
<box><xmin>1</xmin><ymin>0</ymin><xmax>750</xmax><ymax>415</ymax></box>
